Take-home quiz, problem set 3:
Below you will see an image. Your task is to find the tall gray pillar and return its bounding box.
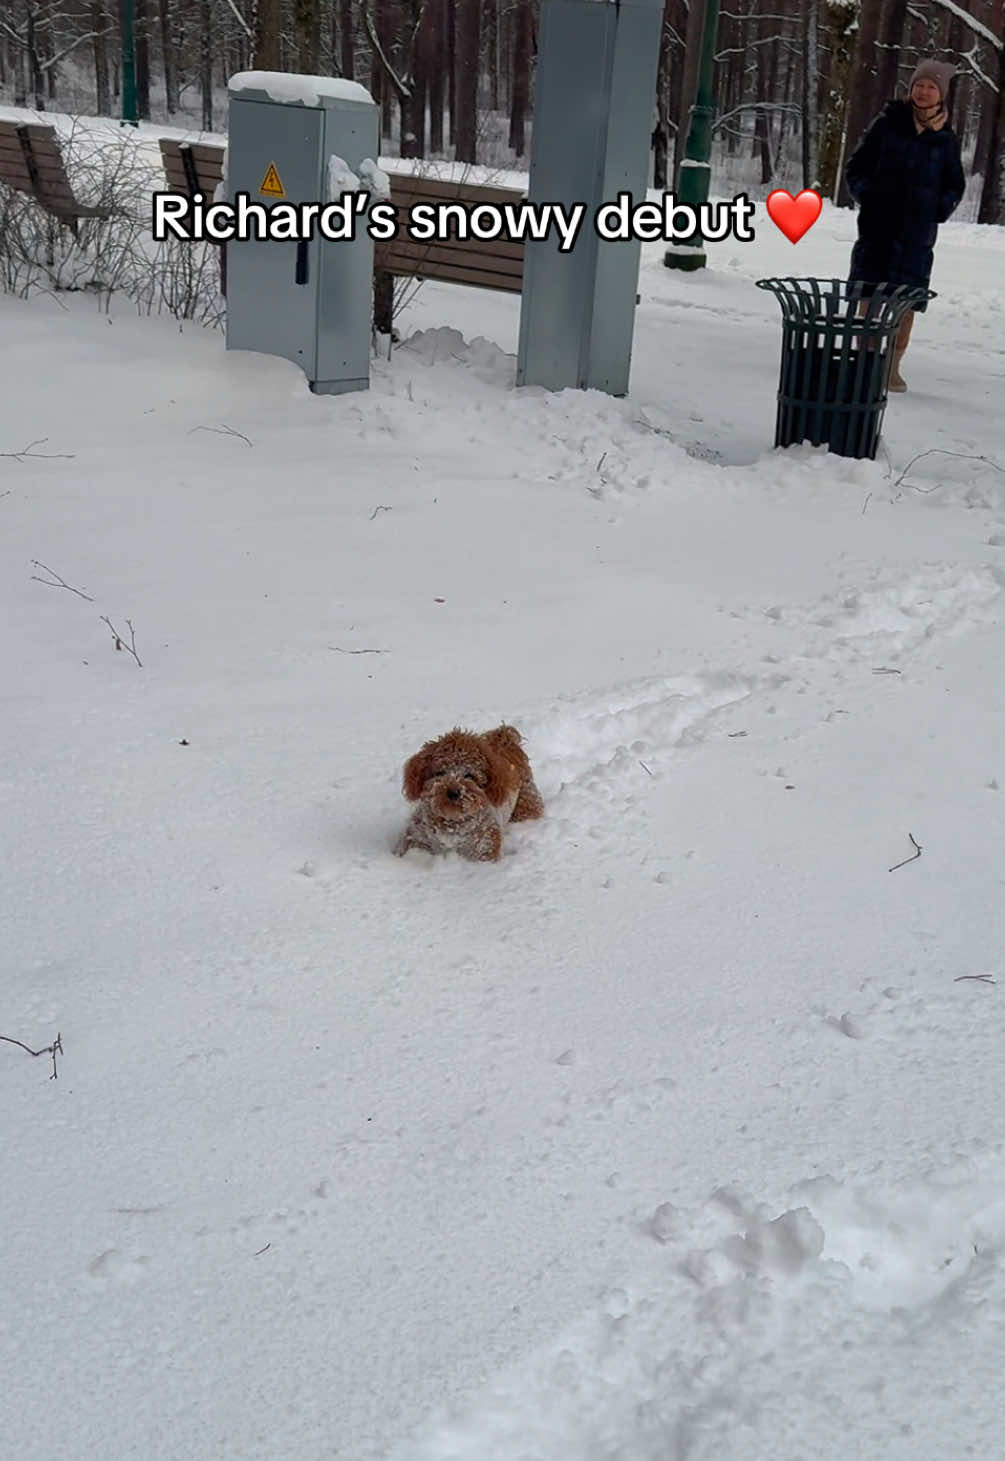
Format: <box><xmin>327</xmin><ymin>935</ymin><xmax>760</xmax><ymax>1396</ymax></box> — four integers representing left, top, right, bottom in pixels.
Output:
<box><xmin>515</xmin><ymin>0</ymin><xmax>664</xmax><ymax>396</ymax></box>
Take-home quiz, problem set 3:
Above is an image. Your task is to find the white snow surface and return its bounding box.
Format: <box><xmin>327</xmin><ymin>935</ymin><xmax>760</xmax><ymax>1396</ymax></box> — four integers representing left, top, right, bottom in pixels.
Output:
<box><xmin>229</xmin><ymin>69</ymin><xmax>376</xmax><ymax>108</ymax></box>
<box><xmin>3</xmin><ymin>128</ymin><xmax>1005</xmax><ymax>1461</ymax></box>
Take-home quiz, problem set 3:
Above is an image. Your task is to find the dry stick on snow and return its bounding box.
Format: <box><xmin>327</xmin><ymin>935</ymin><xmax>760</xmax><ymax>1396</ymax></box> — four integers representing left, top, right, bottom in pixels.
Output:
<box><xmin>1</xmin><ymin>1031</ymin><xmax>63</xmax><ymax>1080</ymax></box>
<box><xmin>188</xmin><ymin>424</ymin><xmax>254</xmax><ymax>447</ymax></box>
<box><xmin>370</xmin><ymin>505</ymin><xmax>392</xmax><ymax>520</ymax></box>
<box><xmin>329</xmin><ymin>646</ymin><xmax>388</xmax><ymax>655</ymax></box>
<box><xmin>30</xmin><ymin>560</ymin><xmax>95</xmax><ymax>602</ymax></box>
<box><xmin>639</xmin><ymin>760</ymin><xmax>654</xmax><ymax>777</ymax></box>
<box><xmin>1</xmin><ymin>438</ymin><xmax>76</xmax><ymax>462</ymax></box>
<box><xmin>893</xmin><ymin>447</ymin><xmax>1005</xmax><ymax>494</ymax></box>
<box><xmin>101</xmin><ymin>616</ymin><xmax>142</xmax><ymax>666</ymax></box>
<box><xmin>954</xmin><ymin>974</ymin><xmax>997</xmax><ymax>985</ymax></box>
<box><xmin>889</xmin><ymin>833</ymin><xmax>922</xmax><ymax>872</ymax></box>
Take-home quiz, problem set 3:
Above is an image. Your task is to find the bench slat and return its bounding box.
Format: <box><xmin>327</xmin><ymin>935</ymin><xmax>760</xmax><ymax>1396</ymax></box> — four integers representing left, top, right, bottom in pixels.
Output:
<box><xmin>375</xmin><ymin>247</ymin><xmax>523</xmax><ymax>292</ymax></box>
<box><xmin>377</xmin><ymin>238</ymin><xmax>523</xmax><ymax>275</ymax></box>
<box><xmin>375</xmin><ymin>258</ymin><xmax>523</xmax><ymax>293</ymax></box>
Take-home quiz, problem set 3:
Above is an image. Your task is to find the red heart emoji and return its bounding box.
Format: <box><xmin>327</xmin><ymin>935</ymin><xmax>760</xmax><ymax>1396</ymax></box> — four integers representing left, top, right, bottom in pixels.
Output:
<box><xmin>765</xmin><ymin>189</ymin><xmax>822</xmax><ymax>244</ymax></box>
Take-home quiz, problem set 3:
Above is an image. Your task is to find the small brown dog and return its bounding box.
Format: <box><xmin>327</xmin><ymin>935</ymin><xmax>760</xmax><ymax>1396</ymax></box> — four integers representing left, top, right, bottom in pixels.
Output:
<box><xmin>394</xmin><ymin>723</ymin><xmax>544</xmax><ymax>861</ymax></box>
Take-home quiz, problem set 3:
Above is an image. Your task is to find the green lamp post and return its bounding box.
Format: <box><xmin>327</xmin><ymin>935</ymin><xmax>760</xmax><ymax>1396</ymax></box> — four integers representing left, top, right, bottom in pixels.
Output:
<box><xmin>120</xmin><ymin>0</ymin><xmax>139</xmax><ymax>127</ymax></box>
<box><xmin>663</xmin><ymin>0</ymin><xmax>720</xmax><ymax>271</ymax></box>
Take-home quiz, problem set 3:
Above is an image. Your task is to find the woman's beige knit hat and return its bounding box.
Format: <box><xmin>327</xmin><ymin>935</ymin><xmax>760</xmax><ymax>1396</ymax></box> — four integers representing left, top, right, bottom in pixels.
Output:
<box><xmin>907</xmin><ymin>59</ymin><xmax>957</xmax><ymax>104</ymax></box>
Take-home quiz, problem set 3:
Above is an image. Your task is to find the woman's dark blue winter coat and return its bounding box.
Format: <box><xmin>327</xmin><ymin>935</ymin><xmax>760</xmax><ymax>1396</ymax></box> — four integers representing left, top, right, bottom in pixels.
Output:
<box><xmin>845</xmin><ymin>99</ymin><xmax>965</xmax><ymax>312</ymax></box>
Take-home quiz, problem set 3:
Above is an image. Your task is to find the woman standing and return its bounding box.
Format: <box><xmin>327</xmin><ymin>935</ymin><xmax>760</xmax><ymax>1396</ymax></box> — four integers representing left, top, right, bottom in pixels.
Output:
<box><xmin>845</xmin><ymin>59</ymin><xmax>966</xmax><ymax>392</ymax></box>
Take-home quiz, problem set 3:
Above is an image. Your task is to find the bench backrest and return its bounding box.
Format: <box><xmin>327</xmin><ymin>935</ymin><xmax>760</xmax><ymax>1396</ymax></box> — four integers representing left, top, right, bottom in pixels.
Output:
<box><xmin>0</xmin><ymin>120</ymin><xmax>78</xmax><ymax>217</ymax></box>
<box><xmin>376</xmin><ymin>173</ymin><xmax>525</xmax><ymax>293</ymax></box>
<box><xmin>158</xmin><ymin>138</ymin><xmax>225</xmax><ymax>199</ymax></box>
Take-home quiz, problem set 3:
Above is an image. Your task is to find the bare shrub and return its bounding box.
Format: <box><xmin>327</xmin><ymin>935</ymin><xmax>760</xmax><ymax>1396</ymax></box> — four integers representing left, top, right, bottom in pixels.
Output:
<box><xmin>0</xmin><ymin>116</ymin><xmax>224</xmax><ymax>325</ymax></box>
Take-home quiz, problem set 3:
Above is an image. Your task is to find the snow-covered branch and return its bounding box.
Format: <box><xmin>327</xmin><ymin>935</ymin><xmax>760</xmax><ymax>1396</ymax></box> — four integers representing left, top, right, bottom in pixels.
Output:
<box><xmin>215</xmin><ymin>0</ymin><xmax>253</xmax><ymax>41</ymax></box>
<box><xmin>927</xmin><ymin>0</ymin><xmax>1002</xmax><ymax>51</ymax></box>
<box><xmin>362</xmin><ymin>4</ymin><xmax>412</xmax><ymax>102</ymax></box>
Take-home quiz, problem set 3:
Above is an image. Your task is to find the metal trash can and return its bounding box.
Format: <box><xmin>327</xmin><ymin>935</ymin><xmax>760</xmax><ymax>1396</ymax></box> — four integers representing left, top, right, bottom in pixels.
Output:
<box><xmin>755</xmin><ymin>277</ymin><xmax>935</xmax><ymax>460</ymax></box>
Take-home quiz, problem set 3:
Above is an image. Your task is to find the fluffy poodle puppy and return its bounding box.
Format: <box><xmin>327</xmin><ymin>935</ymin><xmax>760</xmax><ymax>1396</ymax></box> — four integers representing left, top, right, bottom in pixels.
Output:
<box><xmin>394</xmin><ymin>723</ymin><xmax>544</xmax><ymax>862</ymax></box>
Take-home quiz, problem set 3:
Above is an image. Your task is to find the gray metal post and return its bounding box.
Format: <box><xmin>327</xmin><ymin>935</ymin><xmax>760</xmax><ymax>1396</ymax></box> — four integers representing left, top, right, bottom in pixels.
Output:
<box><xmin>515</xmin><ymin>0</ymin><xmax>663</xmax><ymax>396</ymax></box>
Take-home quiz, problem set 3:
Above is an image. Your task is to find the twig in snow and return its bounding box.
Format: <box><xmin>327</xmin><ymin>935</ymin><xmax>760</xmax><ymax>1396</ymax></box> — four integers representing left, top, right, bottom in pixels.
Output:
<box><xmin>329</xmin><ymin>646</ymin><xmax>388</xmax><ymax>655</ymax></box>
<box><xmin>188</xmin><ymin>424</ymin><xmax>254</xmax><ymax>447</ymax></box>
<box><xmin>954</xmin><ymin>974</ymin><xmax>996</xmax><ymax>985</ymax></box>
<box><xmin>100</xmin><ymin>615</ymin><xmax>142</xmax><ymax>666</ymax></box>
<box><xmin>370</xmin><ymin>505</ymin><xmax>392</xmax><ymax>520</ymax></box>
<box><xmin>889</xmin><ymin>833</ymin><xmax>922</xmax><ymax>872</ymax></box>
<box><xmin>893</xmin><ymin>447</ymin><xmax>1004</xmax><ymax>493</ymax></box>
<box><xmin>1</xmin><ymin>1031</ymin><xmax>63</xmax><ymax>1079</ymax></box>
<box><xmin>254</xmin><ymin>1243</ymin><xmax>271</xmax><ymax>1255</ymax></box>
<box><xmin>872</xmin><ymin>666</ymin><xmax>902</xmax><ymax>675</ymax></box>
<box><xmin>639</xmin><ymin>759</ymin><xmax>653</xmax><ymax>777</ymax></box>
<box><xmin>861</xmin><ymin>491</ymin><xmax>872</xmax><ymax>515</ymax></box>
<box><xmin>30</xmin><ymin>560</ymin><xmax>95</xmax><ymax>601</ymax></box>
<box><xmin>1</xmin><ymin>437</ymin><xmax>76</xmax><ymax>461</ymax></box>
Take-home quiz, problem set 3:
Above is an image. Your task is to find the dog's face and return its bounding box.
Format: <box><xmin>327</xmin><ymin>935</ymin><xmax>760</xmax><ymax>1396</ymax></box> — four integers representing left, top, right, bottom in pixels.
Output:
<box><xmin>402</xmin><ymin>730</ymin><xmax>511</xmax><ymax>824</ymax></box>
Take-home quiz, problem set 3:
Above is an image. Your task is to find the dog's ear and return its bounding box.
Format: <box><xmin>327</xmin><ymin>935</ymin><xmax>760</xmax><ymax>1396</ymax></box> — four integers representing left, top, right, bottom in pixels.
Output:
<box><xmin>481</xmin><ymin>743</ymin><xmax>519</xmax><ymax>807</ymax></box>
<box><xmin>402</xmin><ymin>746</ymin><xmax>432</xmax><ymax>801</ymax></box>
<box><xmin>489</xmin><ymin>724</ymin><xmax>523</xmax><ymax>750</ymax></box>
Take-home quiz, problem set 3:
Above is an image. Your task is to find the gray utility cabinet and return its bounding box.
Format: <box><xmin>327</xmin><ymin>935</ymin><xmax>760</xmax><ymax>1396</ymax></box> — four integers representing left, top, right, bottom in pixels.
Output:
<box><xmin>224</xmin><ymin>71</ymin><xmax>379</xmax><ymax>395</ymax></box>
<box><xmin>516</xmin><ymin>0</ymin><xmax>663</xmax><ymax>397</ymax></box>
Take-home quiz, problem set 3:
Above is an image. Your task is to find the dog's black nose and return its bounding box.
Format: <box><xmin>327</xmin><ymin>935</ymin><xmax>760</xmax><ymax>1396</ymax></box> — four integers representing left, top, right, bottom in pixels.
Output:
<box><xmin>446</xmin><ymin>787</ymin><xmax>461</xmax><ymax>801</ymax></box>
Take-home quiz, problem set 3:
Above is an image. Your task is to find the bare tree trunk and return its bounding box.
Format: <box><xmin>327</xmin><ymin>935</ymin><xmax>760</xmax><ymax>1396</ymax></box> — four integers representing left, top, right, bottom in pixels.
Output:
<box><xmin>454</xmin><ymin>0</ymin><xmax>480</xmax><ymax>160</ymax></box>
<box><xmin>375</xmin><ymin>0</ymin><xmax>395</xmax><ymax>138</ymax></box>
<box><xmin>91</xmin><ymin>0</ymin><xmax>111</xmax><ymax>113</ymax></box>
<box><xmin>295</xmin><ymin>0</ymin><xmax>319</xmax><ymax>70</ymax></box>
<box><xmin>135</xmin><ymin>0</ymin><xmax>150</xmax><ymax>119</ymax></box>
<box><xmin>874</xmin><ymin>0</ymin><xmax>909</xmax><ymax>105</ymax></box>
<box><xmin>341</xmin><ymin>0</ymin><xmax>355</xmax><ymax>76</ymax></box>
<box><xmin>429</xmin><ymin>0</ymin><xmax>445</xmax><ymax>151</ymax></box>
<box><xmin>402</xmin><ymin>0</ymin><xmax>427</xmax><ymax>156</ymax></box>
<box><xmin>448</xmin><ymin>0</ymin><xmax>457</xmax><ymax>147</ymax></box>
<box><xmin>837</xmin><ymin>0</ymin><xmax>886</xmax><ymax>206</ymax></box>
<box><xmin>509</xmin><ymin>0</ymin><xmax>531</xmax><ymax>155</ymax></box>
<box><xmin>802</xmin><ymin>0</ymin><xmax>819</xmax><ymax>188</ymax></box>
<box><xmin>201</xmin><ymin>0</ymin><xmax>213</xmax><ymax>131</ymax></box>
<box><xmin>483</xmin><ymin>0</ymin><xmax>499</xmax><ymax>112</ymax></box>
<box><xmin>25</xmin><ymin>1</ymin><xmax>45</xmax><ymax>110</ymax></box>
<box><xmin>158</xmin><ymin>0</ymin><xmax>177</xmax><ymax>112</ymax></box>
<box><xmin>676</xmin><ymin>0</ymin><xmax>705</xmax><ymax>184</ymax></box>
<box><xmin>973</xmin><ymin>70</ymin><xmax>996</xmax><ymax>177</ymax></box>
<box><xmin>818</xmin><ymin>0</ymin><xmax>856</xmax><ymax>199</ymax></box>
<box><xmin>254</xmin><ymin>0</ymin><xmax>282</xmax><ymax>70</ymax></box>
<box><xmin>977</xmin><ymin>32</ymin><xmax>1005</xmax><ymax>223</ymax></box>
<box><xmin>653</xmin><ymin>0</ymin><xmax>673</xmax><ymax>188</ymax></box>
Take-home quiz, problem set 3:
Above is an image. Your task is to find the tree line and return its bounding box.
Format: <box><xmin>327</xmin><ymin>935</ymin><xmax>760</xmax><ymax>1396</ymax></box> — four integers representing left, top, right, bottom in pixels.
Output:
<box><xmin>1</xmin><ymin>0</ymin><xmax>1003</xmax><ymax>221</ymax></box>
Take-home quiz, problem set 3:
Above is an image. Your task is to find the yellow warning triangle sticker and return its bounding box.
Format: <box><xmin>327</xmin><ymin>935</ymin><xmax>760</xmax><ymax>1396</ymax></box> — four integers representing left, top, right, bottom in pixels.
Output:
<box><xmin>259</xmin><ymin>162</ymin><xmax>285</xmax><ymax>197</ymax></box>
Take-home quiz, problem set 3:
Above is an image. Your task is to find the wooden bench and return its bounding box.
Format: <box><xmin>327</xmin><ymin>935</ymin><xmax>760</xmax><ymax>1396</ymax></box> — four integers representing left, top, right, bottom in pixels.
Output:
<box><xmin>158</xmin><ymin>137</ymin><xmax>228</xmax><ymax>296</ymax></box>
<box><xmin>0</xmin><ymin>119</ymin><xmax>112</xmax><ymax>234</ymax></box>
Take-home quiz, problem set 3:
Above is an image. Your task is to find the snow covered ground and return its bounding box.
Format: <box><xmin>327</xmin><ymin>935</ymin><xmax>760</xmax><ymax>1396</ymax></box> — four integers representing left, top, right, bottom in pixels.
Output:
<box><xmin>3</xmin><ymin>120</ymin><xmax>1005</xmax><ymax>1461</ymax></box>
